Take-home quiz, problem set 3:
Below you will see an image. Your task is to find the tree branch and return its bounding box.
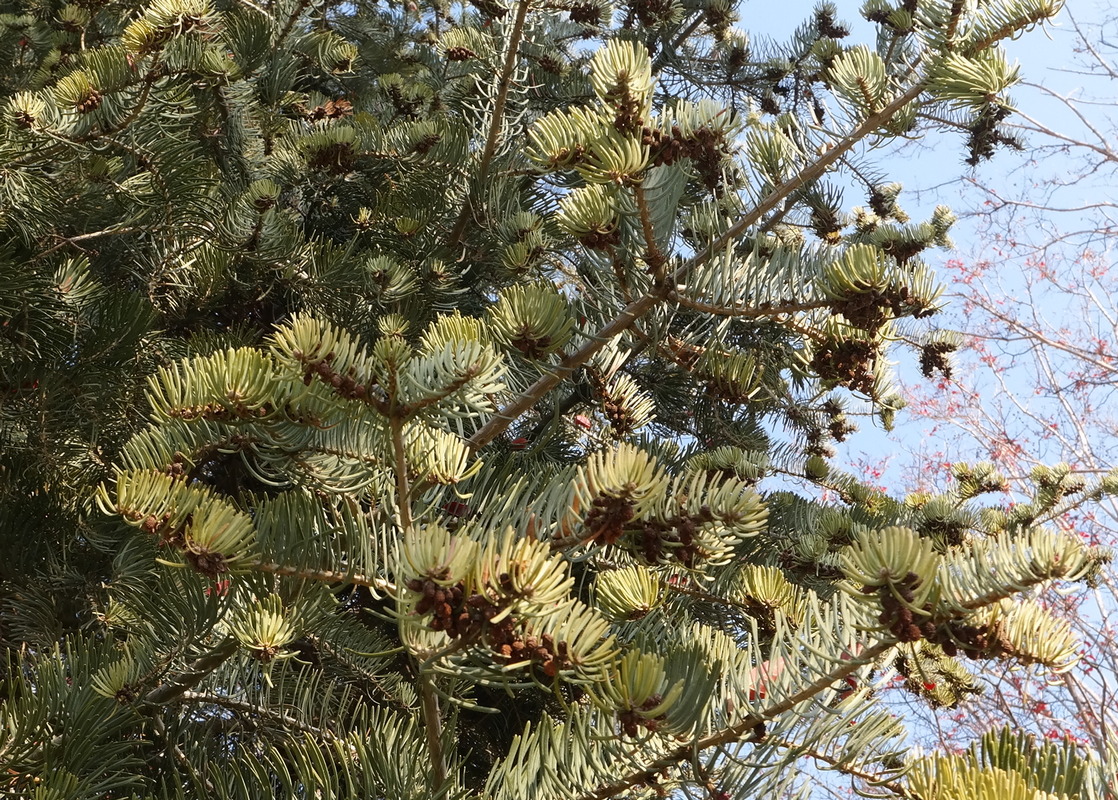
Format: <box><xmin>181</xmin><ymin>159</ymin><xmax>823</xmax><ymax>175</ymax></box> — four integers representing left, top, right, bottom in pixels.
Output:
<box><xmin>420</xmin><ymin>671</ymin><xmax>449</xmax><ymax>789</ymax></box>
<box><xmin>466</xmin><ymin>83</ymin><xmax>927</xmax><ymax>451</ymax></box>
<box><xmin>143</xmin><ymin>637</ymin><xmax>240</xmax><ymax>705</ymax></box>
<box><xmin>576</xmin><ymin>640</ymin><xmax>896</xmax><ymax>800</ymax></box>
<box><xmin>446</xmin><ymin>0</ymin><xmax>530</xmax><ymax>249</ymax></box>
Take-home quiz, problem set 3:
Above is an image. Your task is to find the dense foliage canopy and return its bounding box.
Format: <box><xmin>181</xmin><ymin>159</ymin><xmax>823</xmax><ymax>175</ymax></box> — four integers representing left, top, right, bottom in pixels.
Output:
<box><xmin>0</xmin><ymin>0</ymin><xmax>1111</xmax><ymax>796</ymax></box>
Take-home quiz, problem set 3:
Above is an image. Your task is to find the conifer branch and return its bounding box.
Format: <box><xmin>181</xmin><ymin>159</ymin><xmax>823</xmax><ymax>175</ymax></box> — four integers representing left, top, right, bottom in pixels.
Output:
<box><xmin>654</xmin><ymin>14</ymin><xmax>705</xmax><ymax>72</ymax></box>
<box><xmin>151</xmin><ymin>714</ymin><xmax>217</xmax><ymax>793</ymax></box>
<box><xmin>468</xmin><ymin>83</ymin><xmax>927</xmax><ymax>451</ymax></box>
<box><xmin>4</xmin><ymin>0</ymin><xmax>1081</xmax><ymax>794</ymax></box>
<box><xmin>309</xmin><ymin>636</ymin><xmax>414</xmax><ymax>713</ymax></box>
<box><xmin>233</xmin><ymin>0</ymin><xmax>269</xmax><ymax>15</ymax></box>
<box><xmin>663</xmin><ymin>581</ymin><xmax>763</xmax><ymax>614</ymax></box>
<box><xmin>584</xmin><ymin>552</ymin><xmax>1081</xmax><ymax>800</ymax></box>
<box><xmin>103</xmin><ymin>67</ymin><xmax>161</xmax><ymax>137</ymax></box>
<box><xmin>943</xmin><ymin>0</ymin><xmax>967</xmax><ymax>50</ymax></box>
<box><xmin>402</xmin><ymin>365</ymin><xmax>481</xmax><ymax>419</ymax></box>
<box><xmin>633</xmin><ymin>184</ymin><xmax>667</xmax><ymax>284</ymax></box>
<box><xmin>35</xmin><ymin>226</ymin><xmax>141</xmax><ymax>260</ymax></box>
<box><xmin>277</xmin><ymin>0</ymin><xmax>313</xmax><ymax>47</ymax></box>
<box><xmin>391</xmin><ymin>414</ymin><xmax>413</xmax><ymax>531</ymax></box>
<box><xmin>446</xmin><ymin>0</ymin><xmax>530</xmax><ymax>249</ymax></box>
<box><xmin>689</xmin><ymin>83</ymin><xmax>926</xmax><ymax>269</ymax></box>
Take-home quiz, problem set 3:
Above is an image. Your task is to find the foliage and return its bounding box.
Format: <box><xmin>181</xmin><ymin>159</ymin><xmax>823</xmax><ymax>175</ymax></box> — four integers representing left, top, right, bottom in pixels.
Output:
<box><xmin>0</xmin><ymin>0</ymin><xmax>1110</xmax><ymax>797</ymax></box>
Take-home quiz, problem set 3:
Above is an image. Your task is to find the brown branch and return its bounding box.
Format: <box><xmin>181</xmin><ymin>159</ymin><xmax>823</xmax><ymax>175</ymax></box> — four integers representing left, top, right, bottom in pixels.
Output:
<box><xmin>402</xmin><ymin>365</ymin><xmax>480</xmax><ymax>420</ymax></box>
<box><xmin>664</xmin><ymin>581</ymin><xmax>760</xmax><ymax>614</ymax></box>
<box><xmin>249</xmin><ymin>560</ymin><xmax>395</xmax><ymax>593</ymax></box>
<box><xmin>101</xmin><ymin>62</ymin><xmax>161</xmax><ymax>136</ymax></box>
<box><xmin>656</xmin><ymin>14</ymin><xmax>705</xmax><ymax>70</ymax></box>
<box><xmin>466</xmin><ymin>82</ymin><xmax>927</xmax><ymax>452</ymax></box>
<box><xmin>445</xmin><ymin>0</ymin><xmax>530</xmax><ymax>249</ymax></box>
<box><xmin>633</xmin><ymin>183</ymin><xmax>667</xmax><ymax>284</ymax></box>
<box><xmin>391</xmin><ymin>370</ymin><xmax>445</xmax><ymax>786</ymax></box>
<box><xmin>420</xmin><ymin>672</ymin><xmax>449</xmax><ymax>788</ymax></box>
<box><xmin>309</xmin><ymin>635</ymin><xmax>413</xmax><ymax>714</ymax></box>
<box><xmin>963</xmin><ymin>6</ymin><xmax>1059</xmax><ymax>56</ymax></box>
<box><xmin>276</xmin><ymin>0</ymin><xmax>312</xmax><ymax>47</ymax></box>
<box><xmin>151</xmin><ymin>713</ymin><xmax>217</xmax><ymax>793</ymax></box>
<box><xmin>391</xmin><ymin>414</ymin><xmax>413</xmax><ymax>531</ymax></box>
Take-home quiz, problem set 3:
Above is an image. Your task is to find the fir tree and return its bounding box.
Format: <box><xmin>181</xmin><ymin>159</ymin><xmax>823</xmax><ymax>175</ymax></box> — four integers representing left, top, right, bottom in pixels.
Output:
<box><xmin>0</xmin><ymin>0</ymin><xmax>1110</xmax><ymax>797</ymax></box>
